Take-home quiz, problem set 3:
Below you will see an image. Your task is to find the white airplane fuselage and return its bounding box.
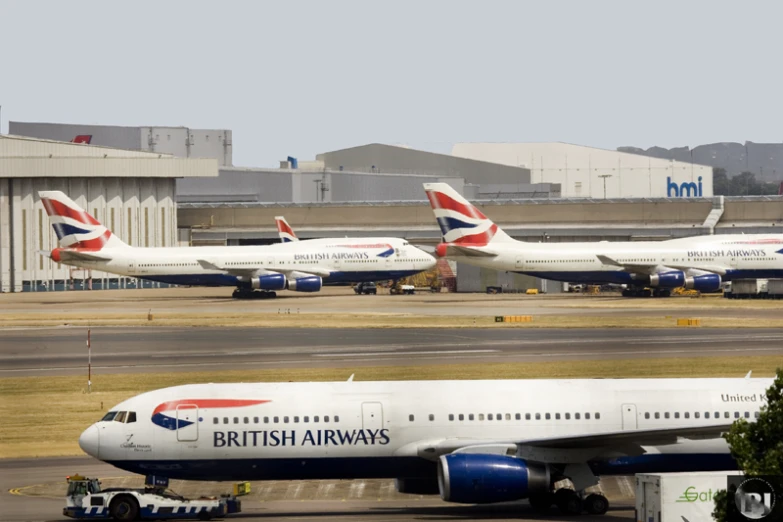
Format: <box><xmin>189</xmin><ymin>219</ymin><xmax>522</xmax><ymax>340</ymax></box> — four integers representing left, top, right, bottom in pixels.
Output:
<box><xmin>445</xmin><ymin>234</ymin><xmax>783</xmax><ymax>287</ymax></box>
<box><xmin>56</xmin><ymin>238</ymin><xmax>435</xmax><ymax>288</ymax></box>
<box><xmin>81</xmin><ymin>377</ymin><xmax>770</xmax><ymax>482</ymax></box>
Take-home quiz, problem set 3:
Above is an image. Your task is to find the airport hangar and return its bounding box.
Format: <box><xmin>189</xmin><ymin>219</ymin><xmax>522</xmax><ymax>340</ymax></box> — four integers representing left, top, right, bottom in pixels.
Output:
<box><xmin>6</xmin><ymin>121</ymin><xmax>783</xmax><ymax>293</ymax></box>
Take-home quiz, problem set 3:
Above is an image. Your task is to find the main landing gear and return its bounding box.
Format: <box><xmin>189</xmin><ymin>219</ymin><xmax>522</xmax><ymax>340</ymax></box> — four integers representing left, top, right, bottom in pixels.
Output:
<box><xmin>231</xmin><ymin>289</ymin><xmax>277</xmax><ymax>300</ymax></box>
<box><xmin>528</xmin><ymin>489</ymin><xmax>609</xmax><ymax>516</ymax></box>
<box><xmin>622</xmin><ymin>287</ymin><xmax>671</xmax><ymax>298</ymax></box>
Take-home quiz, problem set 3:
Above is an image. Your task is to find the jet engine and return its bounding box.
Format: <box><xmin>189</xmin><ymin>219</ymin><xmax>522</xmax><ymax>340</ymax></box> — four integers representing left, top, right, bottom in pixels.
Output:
<box><xmin>649</xmin><ymin>271</ymin><xmax>686</xmax><ymax>288</ymax></box>
<box><xmin>249</xmin><ymin>274</ymin><xmax>286</xmax><ymax>291</ymax></box>
<box><xmin>287</xmin><ymin>276</ymin><xmax>322</xmax><ymax>292</ymax></box>
<box><xmin>437</xmin><ymin>454</ymin><xmax>550</xmax><ymax>504</ymax></box>
<box><xmin>685</xmin><ymin>273</ymin><xmax>722</xmax><ymax>292</ymax></box>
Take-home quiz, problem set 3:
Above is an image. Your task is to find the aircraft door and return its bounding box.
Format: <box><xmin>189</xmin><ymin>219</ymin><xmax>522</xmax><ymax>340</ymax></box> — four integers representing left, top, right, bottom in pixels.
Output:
<box><xmin>361</xmin><ymin>402</ymin><xmax>384</xmax><ymax>430</ymax></box>
<box><xmin>176</xmin><ymin>404</ymin><xmax>199</xmax><ymax>442</ymax></box>
<box><xmin>621</xmin><ymin>403</ymin><xmax>637</xmax><ymax>430</ymax></box>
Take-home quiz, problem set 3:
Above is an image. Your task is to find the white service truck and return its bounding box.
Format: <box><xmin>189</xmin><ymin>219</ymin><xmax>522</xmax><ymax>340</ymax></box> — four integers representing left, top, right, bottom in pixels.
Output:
<box><xmin>635</xmin><ymin>471</ymin><xmax>742</xmax><ymax>522</ymax></box>
<box><xmin>63</xmin><ymin>474</ymin><xmax>243</xmax><ymax>521</ymax></box>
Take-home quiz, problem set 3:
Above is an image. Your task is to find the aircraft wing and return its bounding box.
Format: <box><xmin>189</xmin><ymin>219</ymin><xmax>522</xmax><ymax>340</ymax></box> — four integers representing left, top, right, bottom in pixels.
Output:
<box><xmin>196</xmin><ymin>259</ymin><xmax>331</xmax><ymax>278</ymax></box>
<box><xmin>441</xmin><ymin>244</ymin><xmax>498</xmax><ymax>258</ymax></box>
<box><xmin>401</xmin><ymin>424</ymin><xmax>732</xmax><ymax>463</ymax></box>
<box><xmin>596</xmin><ymin>255</ymin><xmax>727</xmax><ymax>276</ymax></box>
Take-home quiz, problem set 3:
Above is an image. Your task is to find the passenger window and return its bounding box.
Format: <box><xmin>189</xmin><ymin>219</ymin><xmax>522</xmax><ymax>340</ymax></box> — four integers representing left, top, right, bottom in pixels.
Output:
<box><xmin>595</xmin><ymin>412</ymin><xmax>600</xmax><ymax>420</ymax></box>
<box><xmin>115</xmin><ymin>411</ymin><xmax>127</xmax><ymax>423</ymax></box>
<box><xmin>565</xmin><ymin>413</ymin><xmax>571</xmax><ymax>420</ymax></box>
<box><xmin>525</xmin><ymin>413</ymin><xmax>531</xmax><ymax>420</ymax></box>
<box><xmin>705</xmin><ymin>412</ymin><xmax>710</xmax><ymax>419</ymax></box>
<box><xmin>496</xmin><ymin>413</ymin><xmax>501</xmax><ymax>420</ymax></box>
<box><xmin>223</xmin><ymin>417</ymin><xmax>229</xmax><ymax>424</ymax></box>
<box><xmin>448</xmin><ymin>414</ymin><xmax>454</xmax><ymax>421</ymax></box>
<box><xmin>314</xmin><ymin>416</ymin><xmax>319</xmax><ymax>423</ymax></box>
<box><xmin>724</xmin><ymin>412</ymin><xmax>729</xmax><ymax>418</ymax></box>
<box><xmin>213</xmin><ymin>417</ymin><xmax>219</xmax><ymax>424</ymax></box>
<box><xmin>575</xmin><ymin>413</ymin><xmax>580</xmax><ymax>420</ymax></box>
<box><xmin>127</xmin><ymin>412</ymin><xmax>136</xmax><ymax>423</ymax></box>
<box><xmin>695</xmin><ymin>412</ymin><xmax>700</xmax><ymax>419</ymax></box>
<box><xmin>684</xmin><ymin>412</ymin><xmax>690</xmax><ymax>419</ymax></box>
<box><xmin>734</xmin><ymin>412</ymin><xmax>740</xmax><ymax>419</ymax></box>
<box><xmin>335</xmin><ymin>415</ymin><xmax>340</xmax><ymax>422</ymax></box>
<box><xmin>244</xmin><ymin>417</ymin><xmax>249</xmax><ymax>424</ymax></box>
<box><xmin>469</xmin><ymin>414</ymin><xmax>474</xmax><ymax>421</ymax></box>
<box><xmin>304</xmin><ymin>416</ymin><xmax>309</xmax><ymax>423</ymax></box>
<box><xmin>555</xmin><ymin>413</ymin><xmax>561</xmax><ymax>420</ymax></box>
<box><xmin>429</xmin><ymin>414</ymin><xmax>435</xmax><ymax>421</ymax></box>
<box><xmin>754</xmin><ymin>411</ymin><xmax>760</xmax><ymax>419</ymax></box>
<box><xmin>644</xmin><ymin>412</ymin><xmax>650</xmax><ymax>419</ymax></box>
<box><xmin>284</xmin><ymin>416</ymin><xmax>289</xmax><ymax>423</ymax></box>
<box><xmin>744</xmin><ymin>412</ymin><xmax>750</xmax><ymax>419</ymax></box>
<box><xmin>674</xmin><ymin>412</ymin><xmax>680</xmax><ymax>419</ymax></box>
<box><xmin>459</xmin><ymin>414</ymin><xmax>464</xmax><ymax>421</ymax></box>
<box><xmin>294</xmin><ymin>416</ymin><xmax>300</xmax><ymax>423</ymax></box>
<box><xmin>714</xmin><ymin>412</ymin><xmax>719</xmax><ymax>419</ymax></box>
<box><xmin>264</xmin><ymin>417</ymin><xmax>269</xmax><ymax>424</ymax></box>
<box><xmin>274</xmin><ymin>416</ymin><xmax>279</xmax><ymax>423</ymax></box>
<box><xmin>664</xmin><ymin>412</ymin><xmax>670</xmax><ymax>419</ymax></box>
<box><xmin>585</xmin><ymin>413</ymin><xmax>590</xmax><ymax>420</ymax></box>
<box><xmin>535</xmin><ymin>413</ymin><xmax>541</xmax><ymax>420</ymax></box>
<box><xmin>545</xmin><ymin>413</ymin><xmax>551</xmax><ymax>420</ymax></box>
<box><xmin>254</xmin><ymin>417</ymin><xmax>259</xmax><ymax>423</ymax></box>
<box><xmin>654</xmin><ymin>412</ymin><xmax>659</xmax><ymax>419</ymax></box>
<box><xmin>409</xmin><ymin>414</ymin><xmax>414</xmax><ymax>422</ymax></box>
<box><xmin>505</xmin><ymin>414</ymin><xmax>511</xmax><ymax>420</ymax></box>
<box><xmin>515</xmin><ymin>413</ymin><xmax>521</xmax><ymax>420</ymax></box>
<box><xmin>324</xmin><ymin>416</ymin><xmax>330</xmax><ymax>422</ymax></box>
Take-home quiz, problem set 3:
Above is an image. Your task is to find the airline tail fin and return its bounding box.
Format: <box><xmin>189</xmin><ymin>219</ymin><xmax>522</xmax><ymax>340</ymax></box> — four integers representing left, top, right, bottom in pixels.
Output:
<box><xmin>275</xmin><ymin>216</ymin><xmax>299</xmax><ymax>243</ymax></box>
<box><xmin>423</xmin><ymin>183</ymin><xmax>515</xmax><ymax>245</ymax></box>
<box><xmin>38</xmin><ymin>191</ymin><xmax>129</xmax><ymax>249</ymax></box>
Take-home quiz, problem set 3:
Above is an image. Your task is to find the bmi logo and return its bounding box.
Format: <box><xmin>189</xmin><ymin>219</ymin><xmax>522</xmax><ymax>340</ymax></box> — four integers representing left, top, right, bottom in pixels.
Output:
<box><xmin>734</xmin><ymin>477</ymin><xmax>776</xmax><ymax>520</ymax></box>
<box><xmin>667</xmin><ymin>176</ymin><xmax>703</xmax><ymax>197</ymax></box>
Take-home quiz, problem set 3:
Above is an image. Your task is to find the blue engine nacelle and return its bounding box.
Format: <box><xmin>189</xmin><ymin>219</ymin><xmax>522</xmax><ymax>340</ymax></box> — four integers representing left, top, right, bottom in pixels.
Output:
<box><xmin>250</xmin><ymin>274</ymin><xmax>287</xmax><ymax>291</ymax></box>
<box><xmin>437</xmin><ymin>454</ymin><xmax>550</xmax><ymax>504</ymax></box>
<box><xmin>686</xmin><ymin>274</ymin><xmax>722</xmax><ymax>292</ymax></box>
<box><xmin>649</xmin><ymin>271</ymin><xmax>686</xmax><ymax>288</ymax></box>
<box><xmin>287</xmin><ymin>276</ymin><xmax>322</xmax><ymax>292</ymax></box>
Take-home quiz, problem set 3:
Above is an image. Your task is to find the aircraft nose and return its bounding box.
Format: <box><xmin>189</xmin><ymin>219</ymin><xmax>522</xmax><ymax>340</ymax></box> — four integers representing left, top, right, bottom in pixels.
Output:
<box><xmin>79</xmin><ymin>424</ymin><xmax>100</xmax><ymax>458</ymax></box>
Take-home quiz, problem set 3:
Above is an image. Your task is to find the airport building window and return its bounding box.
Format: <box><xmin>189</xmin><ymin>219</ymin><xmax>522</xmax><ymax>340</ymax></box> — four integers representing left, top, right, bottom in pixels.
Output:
<box><xmin>449</xmin><ymin>414</ymin><xmax>454</xmax><ymax>421</ymax></box>
<box><xmin>429</xmin><ymin>414</ymin><xmax>435</xmax><ymax>421</ymax></box>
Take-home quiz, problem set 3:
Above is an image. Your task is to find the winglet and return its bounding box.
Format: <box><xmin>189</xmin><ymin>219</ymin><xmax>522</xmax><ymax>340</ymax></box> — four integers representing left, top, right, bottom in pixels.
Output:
<box><xmin>347</xmin><ymin>373</ymin><xmax>355</xmax><ymax>382</ymax></box>
<box><xmin>745</xmin><ymin>370</ymin><xmax>752</xmax><ymax>379</ymax></box>
<box><xmin>596</xmin><ymin>254</ymin><xmax>622</xmax><ymax>266</ymax></box>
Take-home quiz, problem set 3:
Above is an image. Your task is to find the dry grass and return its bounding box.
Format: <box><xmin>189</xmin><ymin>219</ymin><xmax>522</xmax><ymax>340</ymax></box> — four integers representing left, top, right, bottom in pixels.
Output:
<box><xmin>1</xmin><ymin>357</ymin><xmax>780</xmax><ymax>459</ymax></box>
<box><xmin>3</xmin><ymin>311</ymin><xmax>783</xmax><ymax>328</ymax></box>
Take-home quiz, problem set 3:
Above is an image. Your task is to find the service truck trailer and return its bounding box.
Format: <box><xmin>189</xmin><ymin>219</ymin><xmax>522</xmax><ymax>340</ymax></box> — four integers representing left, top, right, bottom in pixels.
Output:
<box><xmin>635</xmin><ymin>471</ymin><xmax>743</xmax><ymax>522</ymax></box>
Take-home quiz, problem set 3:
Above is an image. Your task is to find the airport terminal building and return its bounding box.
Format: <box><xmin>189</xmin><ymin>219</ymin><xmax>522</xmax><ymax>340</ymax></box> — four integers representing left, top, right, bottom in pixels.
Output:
<box><xmin>6</xmin><ymin>121</ymin><xmax>782</xmax><ymax>294</ymax></box>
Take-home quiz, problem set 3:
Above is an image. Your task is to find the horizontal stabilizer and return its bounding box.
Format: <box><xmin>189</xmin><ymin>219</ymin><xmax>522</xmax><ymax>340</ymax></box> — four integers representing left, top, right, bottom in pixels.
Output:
<box><xmin>56</xmin><ymin>250</ymin><xmax>112</xmax><ymax>262</ymax></box>
<box><xmin>443</xmin><ymin>244</ymin><xmax>498</xmax><ymax>258</ymax></box>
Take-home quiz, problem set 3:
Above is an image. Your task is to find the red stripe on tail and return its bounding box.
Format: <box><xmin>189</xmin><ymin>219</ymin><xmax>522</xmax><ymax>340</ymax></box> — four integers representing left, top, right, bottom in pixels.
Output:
<box><xmin>426</xmin><ymin>191</ymin><xmax>487</xmax><ymax>220</ymax></box>
<box><xmin>41</xmin><ymin>198</ymin><xmax>100</xmax><ymax>226</ymax></box>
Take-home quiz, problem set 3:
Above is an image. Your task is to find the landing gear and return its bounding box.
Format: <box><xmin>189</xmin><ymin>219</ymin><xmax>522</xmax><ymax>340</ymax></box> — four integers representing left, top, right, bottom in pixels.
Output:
<box><xmin>555</xmin><ymin>488</ymin><xmax>583</xmax><ymax>515</ymax></box>
<box><xmin>231</xmin><ymin>289</ymin><xmax>277</xmax><ymax>299</ymax></box>
<box><xmin>528</xmin><ymin>492</ymin><xmax>554</xmax><ymax>511</ymax></box>
<box><xmin>584</xmin><ymin>493</ymin><xmax>610</xmax><ymax>515</ymax></box>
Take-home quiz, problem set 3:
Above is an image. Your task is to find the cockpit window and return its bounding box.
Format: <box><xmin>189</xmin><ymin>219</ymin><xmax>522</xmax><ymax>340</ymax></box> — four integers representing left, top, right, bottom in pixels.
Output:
<box><xmin>127</xmin><ymin>412</ymin><xmax>137</xmax><ymax>423</ymax></box>
<box><xmin>101</xmin><ymin>411</ymin><xmax>117</xmax><ymax>422</ymax></box>
<box><xmin>114</xmin><ymin>411</ymin><xmax>127</xmax><ymax>423</ymax></box>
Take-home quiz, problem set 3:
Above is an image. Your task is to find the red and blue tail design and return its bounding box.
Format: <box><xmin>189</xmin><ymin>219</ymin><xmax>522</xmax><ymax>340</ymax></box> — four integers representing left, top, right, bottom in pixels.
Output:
<box><xmin>151</xmin><ymin>399</ymin><xmax>270</xmax><ymax>430</ymax></box>
<box><xmin>39</xmin><ymin>191</ymin><xmax>128</xmax><ymax>249</ymax></box>
<box><xmin>275</xmin><ymin>216</ymin><xmax>299</xmax><ymax>243</ymax></box>
<box><xmin>423</xmin><ymin>183</ymin><xmax>513</xmax><ymax>245</ymax></box>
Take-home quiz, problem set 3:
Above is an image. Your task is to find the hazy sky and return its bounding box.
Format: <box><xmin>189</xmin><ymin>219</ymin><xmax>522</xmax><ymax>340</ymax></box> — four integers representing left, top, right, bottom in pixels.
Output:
<box><xmin>3</xmin><ymin>0</ymin><xmax>781</xmax><ymax>167</ymax></box>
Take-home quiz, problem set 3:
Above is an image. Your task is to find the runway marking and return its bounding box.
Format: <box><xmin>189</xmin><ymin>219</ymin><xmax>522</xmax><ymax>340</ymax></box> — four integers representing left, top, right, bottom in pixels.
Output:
<box><xmin>314</xmin><ymin>349</ymin><xmax>499</xmax><ymax>357</ymax></box>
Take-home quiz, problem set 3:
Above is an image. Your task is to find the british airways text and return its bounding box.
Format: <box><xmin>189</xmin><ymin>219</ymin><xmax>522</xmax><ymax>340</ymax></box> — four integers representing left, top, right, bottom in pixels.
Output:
<box><xmin>294</xmin><ymin>252</ymin><xmax>371</xmax><ymax>261</ymax></box>
<box><xmin>213</xmin><ymin>429</ymin><xmax>391</xmax><ymax>448</ymax></box>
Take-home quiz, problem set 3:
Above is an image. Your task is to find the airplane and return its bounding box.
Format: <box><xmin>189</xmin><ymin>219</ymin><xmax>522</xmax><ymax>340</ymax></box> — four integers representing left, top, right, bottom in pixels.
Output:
<box><xmin>275</xmin><ymin>216</ymin><xmax>298</xmax><ymax>243</ymax></box>
<box><xmin>39</xmin><ymin>191</ymin><xmax>436</xmax><ymax>298</ymax></box>
<box><xmin>423</xmin><ymin>182</ymin><xmax>783</xmax><ymax>297</ymax></box>
<box><xmin>78</xmin><ymin>375</ymin><xmax>772</xmax><ymax>516</ymax></box>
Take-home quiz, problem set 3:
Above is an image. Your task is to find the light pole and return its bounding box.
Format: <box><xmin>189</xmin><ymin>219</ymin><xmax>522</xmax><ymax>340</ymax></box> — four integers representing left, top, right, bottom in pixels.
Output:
<box><xmin>598</xmin><ymin>174</ymin><xmax>612</xmax><ymax>199</ymax></box>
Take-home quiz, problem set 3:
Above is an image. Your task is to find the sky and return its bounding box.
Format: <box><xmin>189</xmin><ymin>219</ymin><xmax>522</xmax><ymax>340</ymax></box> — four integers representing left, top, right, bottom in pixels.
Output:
<box><xmin>2</xmin><ymin>0</ymin><xmax>781</xmax><ymax>167</ymax></box>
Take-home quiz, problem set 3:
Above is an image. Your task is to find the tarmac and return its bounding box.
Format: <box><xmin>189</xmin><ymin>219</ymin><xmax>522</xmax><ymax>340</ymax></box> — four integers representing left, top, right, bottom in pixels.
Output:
<box><xmin>2</xmin><ymin>326</ymin><xmax>783</xmax><ymax>377</ymax></box>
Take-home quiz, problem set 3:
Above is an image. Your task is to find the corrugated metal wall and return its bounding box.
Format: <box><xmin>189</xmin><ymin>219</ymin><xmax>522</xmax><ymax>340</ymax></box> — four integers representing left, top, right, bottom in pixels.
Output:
<box><xmin>0</xmin><ymin>177</ymin><xmax>176</xmax><ymax>292</ymax></box>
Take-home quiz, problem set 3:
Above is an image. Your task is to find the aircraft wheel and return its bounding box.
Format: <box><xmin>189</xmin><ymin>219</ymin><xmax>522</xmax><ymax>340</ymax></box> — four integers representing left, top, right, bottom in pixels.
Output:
<box><xmin>555</xmin><ymin>489</ymin><xmax>583</xmax><ymax>515</ymax></box>
<box><xmin>584</xmin><ymin>493</ymin><xmax>609</xmax><ymax>515</ymax></box>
